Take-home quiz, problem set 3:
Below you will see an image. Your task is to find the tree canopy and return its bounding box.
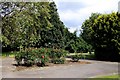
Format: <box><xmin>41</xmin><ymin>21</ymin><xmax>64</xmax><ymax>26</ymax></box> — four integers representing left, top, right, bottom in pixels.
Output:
<box><xmin>81</xmin><ymin>12</ymin><xmax>120</xmax><ymax>61</ymax></box>
<box><xmin>1</xmin><ymin>2</ymin><xmax>52</xmax><ymax>51</ymax></box>
<box><xmin>1</xmin><ymin>2</ymin><xmax>91</xmax><ymax>53</ymax></box>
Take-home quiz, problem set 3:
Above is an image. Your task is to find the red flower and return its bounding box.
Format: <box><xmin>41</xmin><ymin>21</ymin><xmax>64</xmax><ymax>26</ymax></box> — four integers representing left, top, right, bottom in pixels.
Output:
<box><xmin>42</xmin><ymin>56</ymin><xmax>44</xmax><ymax>58</ymax></box>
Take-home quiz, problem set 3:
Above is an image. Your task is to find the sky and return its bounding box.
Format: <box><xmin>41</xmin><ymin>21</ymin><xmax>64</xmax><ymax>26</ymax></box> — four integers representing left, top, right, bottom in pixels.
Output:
<box><xmin>54</xmin><ymin>0</ymin><xmax>120</xmax><ymax>33</ymax></box>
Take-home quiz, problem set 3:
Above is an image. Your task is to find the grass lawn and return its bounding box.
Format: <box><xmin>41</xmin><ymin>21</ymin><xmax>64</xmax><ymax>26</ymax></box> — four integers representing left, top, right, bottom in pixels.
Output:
<box><xmin>1</xmin><ymin>51</ymin><xmax>16</xmax><ymax>58</ymax></box>
<box><xmin>99</xmin><ymin>74</ymin><xmax>119</xmax><ymax>78</ymax></box>
<box><xmin>89</xmin><ymin>74</ymin><xmax>120</xmax><ymax>80</ymax></box>
<box><xmin>67</xmin><ymin>52</ymin><xmax>95</xmax><ymax>60</ymax></box>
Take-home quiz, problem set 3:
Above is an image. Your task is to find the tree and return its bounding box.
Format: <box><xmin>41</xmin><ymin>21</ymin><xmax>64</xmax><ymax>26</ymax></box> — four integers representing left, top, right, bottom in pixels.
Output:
<box><xmin>64</xmin><ymin>30</ymin><xmax>78</xmax><ymax>53</ymax></box>
<box><xmin>1</xmin><ymin>2</ymin><xmax>69</xmax><ymax>51</ymax></box>
<box><xmin>77</xmin><ymin>36</ymin><xmax>93</xmax><ymax>53</ymax></box>
<box><xmin>41</xmin><ymin>2</ymin><xmax>66</xmax><ymax>49</ymax></box>
<box><xmin>1</xmin><ymin>2</ymin><xmax>94</xmax><ymax>54</ymax></box>
<box><xmin>81</xmin><ymin>12</ymin><xmax>120</xmax><ymax>61</ymax></box>
<box><xmin>92</xmin><ymin>12</ymin><xmax>120</xmax><ymax>61</ymax></box>
<box><xmin>81</xmin><ymin>13</ymin><xmax>101</xmax><ymax>44</ymax></box>
<box><xmin>1</xmin><ymin>2</ymin><xmax>52</xmax><ymax>51</ymax></box>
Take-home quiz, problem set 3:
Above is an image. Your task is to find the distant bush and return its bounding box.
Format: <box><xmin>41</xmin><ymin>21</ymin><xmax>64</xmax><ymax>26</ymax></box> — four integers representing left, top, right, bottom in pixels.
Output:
<box><xmin>15</xmin><ymin>48</ymin><xmax>68</xmax><ymax>66</ymax></box>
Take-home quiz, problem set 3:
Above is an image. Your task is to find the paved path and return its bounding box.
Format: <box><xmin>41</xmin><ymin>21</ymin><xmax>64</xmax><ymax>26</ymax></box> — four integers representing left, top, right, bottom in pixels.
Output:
<box><xmin>1</xmin><ymin>57</ymin><xmax>119</xmax><ymax>78</ymax></box>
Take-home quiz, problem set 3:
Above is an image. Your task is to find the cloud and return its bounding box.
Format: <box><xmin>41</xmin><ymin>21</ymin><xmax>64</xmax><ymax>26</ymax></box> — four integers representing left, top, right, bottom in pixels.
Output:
<box><xmin>68</xmin><ymin>27</ymin><xmax>77</xmax><ymax>33</ymax></box>
<box><xmin>68</xmin><ymin>25</ymin><xmax>82</xmax><ymax>31</ymax></box>
<box><xmin>56</xmin><ymin>2</ymin><xmax>85</xmax><ymax>11</ymax></box>
<box><xmin>54</xmin><ymin>0</ymin><xmax>120</xmax><ymax>33</ymax></box>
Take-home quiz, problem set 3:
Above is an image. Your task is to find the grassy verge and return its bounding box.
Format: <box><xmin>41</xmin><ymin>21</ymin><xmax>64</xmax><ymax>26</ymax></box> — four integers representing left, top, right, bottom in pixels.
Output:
<box><xmin>99</xmin><ymin>74</ymin><xmax>119</xmax><ymax>78</ymax></box>
<box><xmin>89</xmin><ymin>74</ymin><xmax>120</xmax><ymax>80</ymax></box>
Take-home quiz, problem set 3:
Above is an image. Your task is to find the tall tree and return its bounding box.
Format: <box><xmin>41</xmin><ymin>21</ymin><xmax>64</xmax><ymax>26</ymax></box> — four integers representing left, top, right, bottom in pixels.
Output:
<box><xmin>1</xmin><ymin>2</ymin><xmax>52</xmax><ymax>51</ymax></box>
<box><xmin>81</xmin><ymin>12</ymin><xmax>120</xmax><ymax>61</ymax></box>
<box><xmin>41</xmin><ymin>2</ymin><xmax>66</xmax><ymax>49</ymax></box>
<box><xmin>81</xmin><ymin>13</ymin><xmax>101</xmax><ymax>44</ymax></box>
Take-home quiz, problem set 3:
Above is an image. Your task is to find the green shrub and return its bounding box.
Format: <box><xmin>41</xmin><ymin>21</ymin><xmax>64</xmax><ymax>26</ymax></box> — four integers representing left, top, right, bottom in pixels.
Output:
<box><xmin>15</xmin><ymin>51</ymin><xmax>23</xmax><ymax>65</ymax></box>
<box><xmin>48</xmin><ymin>49</ymin><xmax>67</xmax><ymax>64</ymax></box>
<box><xmin>15</xmin><ymin>48</ymin><xmax>68</xmax><ymax>66</ymax></box>
<box><xmin>52</xmin><ymin>58</ymin><xmax>65</xmax><ymax>64</ymax></box>
<box><xmin>49</xmin><ymin>49</ymin><xmax>67</xmax><ymax>58</ymax></box>
<box><xmin>15</xmin><ymin>48</ymin><xmax>49</xmax><ymax>66</ymax></box>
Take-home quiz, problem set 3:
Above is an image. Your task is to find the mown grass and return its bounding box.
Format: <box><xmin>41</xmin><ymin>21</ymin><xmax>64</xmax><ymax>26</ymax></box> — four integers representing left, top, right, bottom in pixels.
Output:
<box><xmin>1</xmin><ymin>51</ymin><xmax>17</xmax><ymax>58</ymax></box>
<box><xmin>89</xmin><ymin>74</ymin><xmax>120</xmax><ymax>80</ymax></box>
<box><xmin>99</xmin><ymin>74</ymin><xmax>119</xmax><ymax>78</ymax></box>
<box><xmin>67</xmin><ymin>52</ymin><xmax>95</xmax><ymax>60</ymax></box>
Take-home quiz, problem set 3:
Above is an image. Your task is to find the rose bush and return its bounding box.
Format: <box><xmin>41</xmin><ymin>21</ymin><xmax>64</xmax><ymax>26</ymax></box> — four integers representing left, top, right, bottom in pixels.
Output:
<box><xmin>15</xmin><ymin>48</ymin><xmax>68</xmax><ymax>66</ymax></box>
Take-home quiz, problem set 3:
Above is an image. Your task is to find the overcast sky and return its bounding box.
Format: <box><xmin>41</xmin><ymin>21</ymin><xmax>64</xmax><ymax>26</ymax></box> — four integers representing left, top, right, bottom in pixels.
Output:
<box><xmin>54</xmin><ymin>0</ymin><xmax>120</xmax><ymax>33</ymax></box>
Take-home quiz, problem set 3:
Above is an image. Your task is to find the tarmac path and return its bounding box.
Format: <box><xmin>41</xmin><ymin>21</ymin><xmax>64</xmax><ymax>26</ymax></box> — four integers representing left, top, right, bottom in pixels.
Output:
<box><xmin>1</xmin><ymin>57</ymin><xmax>119</xmax><ymax>78</ymax></box>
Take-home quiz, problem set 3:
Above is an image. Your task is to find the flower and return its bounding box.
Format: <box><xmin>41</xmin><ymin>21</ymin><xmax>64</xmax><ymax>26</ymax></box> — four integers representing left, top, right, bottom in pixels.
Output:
<box><xmin>42</xmin><ymin>56</ymin><xmax>44</xmax><ymax>58</ymax></box>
